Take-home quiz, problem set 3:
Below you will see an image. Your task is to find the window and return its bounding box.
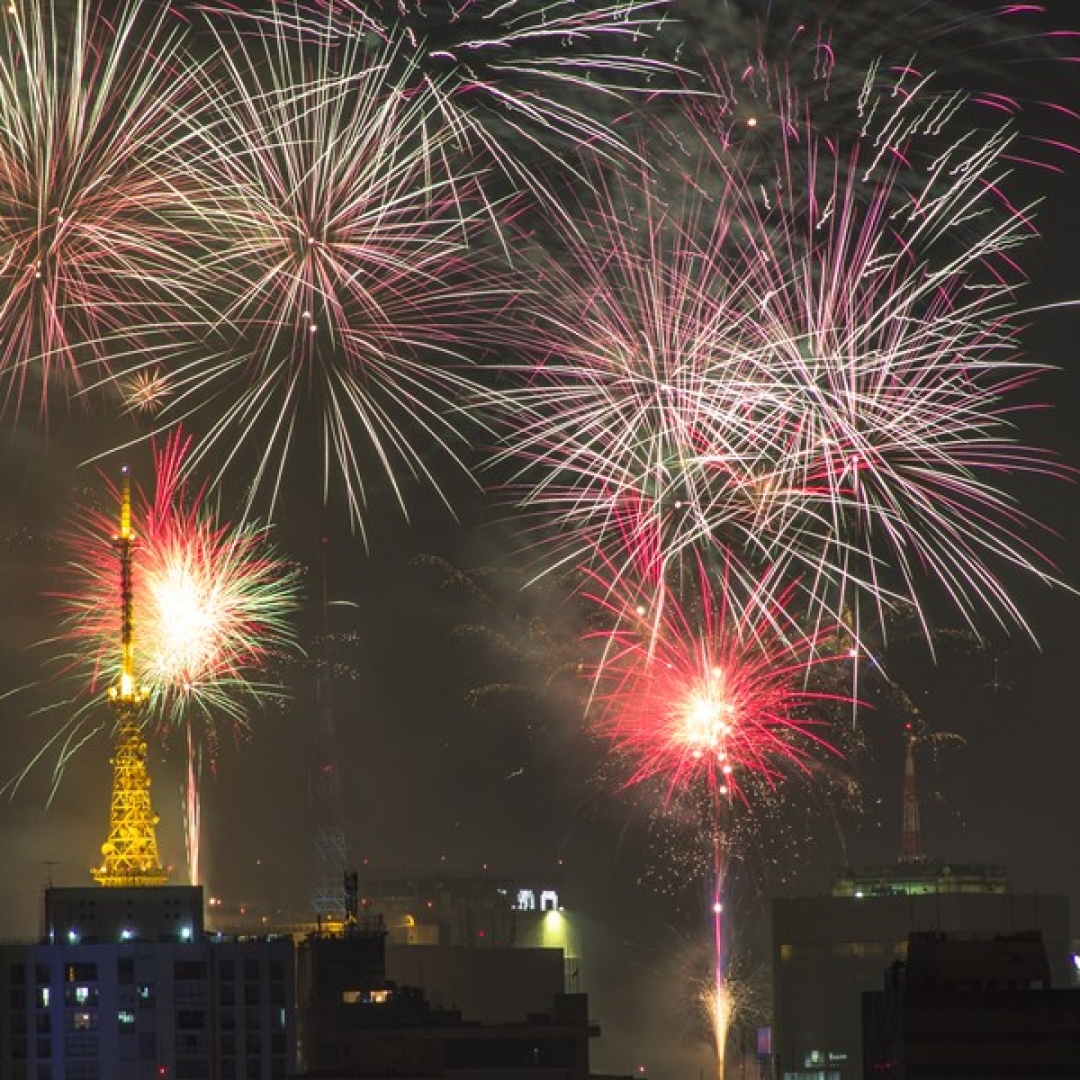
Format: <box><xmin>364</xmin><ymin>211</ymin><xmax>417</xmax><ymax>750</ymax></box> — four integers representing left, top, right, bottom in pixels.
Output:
<box><xmin>72</xmin><ymin>1011</ymin><xmax>95</xmax><ymax>1032</ymax></box>
<box><xmin>174</xmin><ymin>960</ymin><xmax>207</xmax><ymax>981</ymax></box>
<box><xmin>118</xmin><ymin>1011</ymin><xmax>136</xmax><ymax>1026</ymax></box>
<box><xmin>65</xmin><ymin>985</ymin><xmax>97</xmax><ymax>1006</ymax></box>
<box><xmin>176</xmin><ymin>1009</ymin><xmax>205</xmax><ymax>1030</ymax></box>
<box><xmin>65</xmin><ymin>964</ymin><xmax>97</xmax><ymax>983</ymax></box>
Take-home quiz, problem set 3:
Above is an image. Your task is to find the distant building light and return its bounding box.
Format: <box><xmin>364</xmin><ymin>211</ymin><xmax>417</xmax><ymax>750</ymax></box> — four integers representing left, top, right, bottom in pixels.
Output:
<box><xmin>120</xmin><ymin>928</ymin><xmax>133</xmax><ymax>941</ymax></box>
<box><xmin>855</xmin><ymin>891</ymin><xmax>864</xmax><ymax>899</ymax></box>
<box><xmin>516</xmin><ymin>889</ymin><xmax>536</xmax><ymax>911</ymax></box>
<box><xmin>540</xmin><ymin>890</ymin><xmax>559</xmax><ymax>911</ymax></box>
<box><xmin>180</xmin><ymin>926</ymin><xmax>192</xmax><ymax>942</ymax></box>
<box><xmin>67</xmin><ymin>930</ymin><xmax>78</xmax><ymax>944</ymax></box>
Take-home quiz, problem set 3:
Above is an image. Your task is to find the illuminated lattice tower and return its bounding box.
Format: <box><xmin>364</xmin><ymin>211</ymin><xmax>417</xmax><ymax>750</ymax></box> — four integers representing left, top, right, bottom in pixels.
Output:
<box><xmin>92</xmin><ymin>468</ymin><xmax>169</xmax><ymax>888</ymax></box>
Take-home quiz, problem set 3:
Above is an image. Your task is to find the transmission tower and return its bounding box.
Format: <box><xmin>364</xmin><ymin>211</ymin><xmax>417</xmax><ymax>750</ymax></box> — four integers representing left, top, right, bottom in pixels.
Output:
<box><xmin>92</xmin><ymin>468</ymin><xmax>168</xmax><ymax>888</ymax></box>
<box><xmin>311</xmin><ymin>539</ymin><xmax>347</xmax><ymax>923</ymax></box>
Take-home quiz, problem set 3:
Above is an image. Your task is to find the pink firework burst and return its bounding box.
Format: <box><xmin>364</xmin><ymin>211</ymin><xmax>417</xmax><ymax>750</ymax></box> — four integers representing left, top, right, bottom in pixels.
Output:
<box><xmin>0</xmin><ymin>0</ymin><xmax>205</xmax><ymax>417</ymax></box>
<box><xmin>135</xmin><ymin>8</ymin><xmax>506</xmax><ymax>532</ymax></box>
<box><xmin>492</xmin><ymin>60</ymin><xmax>1071</xmax><ymax>638</ymax></box>
<box><xmin>205</xmin><ymin>0</ymin><xmax>680</xmax><ymax>188</ymax></box>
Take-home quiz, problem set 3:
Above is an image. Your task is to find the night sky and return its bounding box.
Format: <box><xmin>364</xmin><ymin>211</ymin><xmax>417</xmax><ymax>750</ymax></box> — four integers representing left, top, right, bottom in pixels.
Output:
<box><xmin>0</xmin><ymin>2</ymin><xmax>1079</xmax><ymax>1077</ymax></box>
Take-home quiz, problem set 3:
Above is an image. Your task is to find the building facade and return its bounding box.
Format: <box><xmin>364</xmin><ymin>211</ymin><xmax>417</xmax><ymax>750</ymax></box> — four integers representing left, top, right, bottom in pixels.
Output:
<box><xmin>771</xmin><ymin>864</ymin><xmax>1071</xmax><ymax>1080</ymax></box>
<box><xmin>0</xmin><ymin>886</ymin><xmax>294</xmax><ymax>1080</ymax></box>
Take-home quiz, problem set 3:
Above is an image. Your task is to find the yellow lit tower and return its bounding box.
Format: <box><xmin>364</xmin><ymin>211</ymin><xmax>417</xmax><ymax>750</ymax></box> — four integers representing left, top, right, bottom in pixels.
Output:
<box><xmin>92</xmin><ymin>466</ymin><xmax>169</xmax><ymax>888</ymax></box>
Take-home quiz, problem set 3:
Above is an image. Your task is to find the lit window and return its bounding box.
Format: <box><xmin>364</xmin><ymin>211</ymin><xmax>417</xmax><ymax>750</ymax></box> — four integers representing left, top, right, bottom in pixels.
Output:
<box><xmin>118</xmin><ymin>1010</ymin><xmax>136</xmax><ymax>1025</ymax></box>
<box><xmin>75</xmin><ymin>987</ymin><xmax>90</xmax><ymax>1005</ymax></box>
<box><xmin>515</xmin><ymin>889</ymin><xmax>536</xmax><ymax>911</ymax></box>
<box><xmin>539</xmin><ymin>890</ymin><xmax>559</xmax><ymax>911</ymax></box>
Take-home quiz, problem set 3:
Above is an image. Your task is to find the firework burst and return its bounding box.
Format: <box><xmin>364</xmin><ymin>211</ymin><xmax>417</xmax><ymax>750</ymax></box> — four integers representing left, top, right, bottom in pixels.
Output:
<box><xmin>126</xmin><ymin>8</ymin><xmax>505</xmax><ymax>532</ymax></box>
<box><xmin>0</xmin><ymin>0</ymin><xmax>205</xmax><ymax>416</ymax></box>
<box><xmin>492</xmin><ymin>63</ymin><xmax>1070</xmax><ymax>639</ymax></box>
<box><xmin>55</xmin><ymin>435</ymin><xmax>301</xmax><ymax>734</ymax></box>
<box><xmin>585</xmin><ymin>559</ymin><xmax>846</xmax><ymax>802</ymax></box>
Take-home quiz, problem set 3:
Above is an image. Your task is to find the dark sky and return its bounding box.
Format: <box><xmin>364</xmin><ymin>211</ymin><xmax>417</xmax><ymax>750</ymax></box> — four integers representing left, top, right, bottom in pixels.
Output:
<box><xmin>0</xmin><ymin>3</ymin><xmax>1079</xmax><ymax>1077</ymax></box>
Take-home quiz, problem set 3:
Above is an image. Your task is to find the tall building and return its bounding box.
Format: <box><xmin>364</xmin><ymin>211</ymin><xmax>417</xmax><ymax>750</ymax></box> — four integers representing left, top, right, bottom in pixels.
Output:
<box><xmin>772</xmin><ymin>865</ymin><xmax>1071</xmax><ymax>1080</ymax></box>
<box><xmin>0</xmin><ymin>473</ymin><xmax>297</xmax><ymax>1080</ymax></box>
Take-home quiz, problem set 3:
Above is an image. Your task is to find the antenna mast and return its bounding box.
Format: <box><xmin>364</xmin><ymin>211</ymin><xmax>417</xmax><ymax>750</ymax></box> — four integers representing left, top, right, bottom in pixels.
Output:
<box><xmin>898</xmin><ymin>723</ymin><xmax>922</xmax><ymax>864</ymax></box>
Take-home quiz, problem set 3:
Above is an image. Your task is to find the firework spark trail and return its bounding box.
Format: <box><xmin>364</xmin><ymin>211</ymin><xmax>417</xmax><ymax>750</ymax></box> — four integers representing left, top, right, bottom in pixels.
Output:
<box><xmin>491</xmin><ymin>65</ymin><xmax>1070</xmax><ymax>641</ymax></box>
<box><xmin>126</xmin><ymin>8</ymin><xmax>508</xmax><ymax>533</ymax></box>
<box><xmin>216</xmin><ymin>0</ymin><xmax>683</xmax><ymax>190</ymax></box>
<box><xmin>185</xmin><ymin>724</ymin><xmax>202</xmax><ymax>886</ymax></box>
<box><xmin>0</xmin><ymin>0</ymin><xmax>207</xmax><ymax>416</ymax></box>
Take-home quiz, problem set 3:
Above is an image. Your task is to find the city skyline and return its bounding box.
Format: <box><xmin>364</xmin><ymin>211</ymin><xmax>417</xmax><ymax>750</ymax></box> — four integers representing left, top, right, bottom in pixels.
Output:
<box><xmin>0</xmin><ymin>2</ymin><xmax>1078</xmax><ymax>1076</ymax></box>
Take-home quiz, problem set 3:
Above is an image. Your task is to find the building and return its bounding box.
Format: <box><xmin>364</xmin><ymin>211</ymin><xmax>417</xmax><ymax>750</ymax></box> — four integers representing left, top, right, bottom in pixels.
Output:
<box><xmin>295</xmin><ymin>915</ymin><xmax>599</xmax><ymax>1078</ymax></box>
<box><xmin>0</xmin><ymin>885</ymin><xmax>295</xmax><ymax>1080</ymax></box>
<box><xmin>863</xmin><ymin>930</ymin><xmax>1080</xmax><ymax>1078</ymax></box>
<box><xmin>771</xmin><ymin>863</ymin><xmax>1072</xmax><ymax>1080</ymax></box>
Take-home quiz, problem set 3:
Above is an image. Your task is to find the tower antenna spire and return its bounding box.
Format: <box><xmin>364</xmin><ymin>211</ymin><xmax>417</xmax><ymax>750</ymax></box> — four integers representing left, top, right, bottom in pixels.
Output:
<box><xmin>93</xmin><ymin>467</ymin><xmax>168</xmax><ymax>888</ymax></box>
<box><xmin>899</xmin><ymin>723</ymin><xmax>923</xmax><ymax>864</ymax></box>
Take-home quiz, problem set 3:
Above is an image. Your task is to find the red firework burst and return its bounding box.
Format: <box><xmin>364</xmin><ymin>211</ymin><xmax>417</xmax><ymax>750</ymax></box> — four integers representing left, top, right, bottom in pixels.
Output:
<box><xmin>585</xmin><ymin>559</ymin><xmax>850</xmax><ymax>801</ymax></box>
